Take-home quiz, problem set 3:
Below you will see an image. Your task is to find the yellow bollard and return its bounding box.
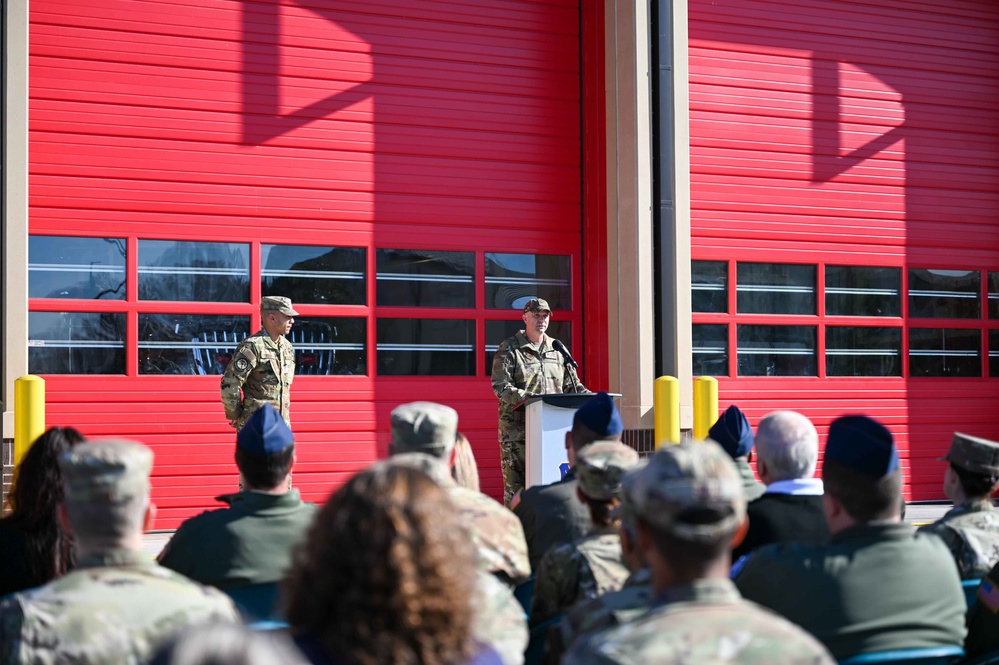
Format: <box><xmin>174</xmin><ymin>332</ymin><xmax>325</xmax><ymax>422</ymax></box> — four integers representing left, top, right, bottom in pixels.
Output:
<box><xmin>692</xmin><ymin>376</ymin><xmax>718</xmax><ymax>440</ymax></box>
<box><xmin>14</xmin><ymin>375</ymin><xmax>46</xmax><ymax>468</ymax></box>
<box><xmin>653</xmin><ymin>376</ymin><xmax>680</xmax><ymax>447</ymax></box>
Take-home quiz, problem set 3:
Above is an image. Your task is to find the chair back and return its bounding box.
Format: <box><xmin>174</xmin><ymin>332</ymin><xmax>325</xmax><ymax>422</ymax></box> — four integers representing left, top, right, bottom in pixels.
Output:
<box><xmin>964</xmin><ymin>578</ymin><xmax>983</xmax><ymax>608</ymax></box>
<box><xmin>837</xmin><ymin>645</ymin><xmax>965</xmax><ymax>664</ymax></box>
<box><xmin>223</xmin><ymin>582</ymin><xmax>282</xmax><ymax>622</ymax></box>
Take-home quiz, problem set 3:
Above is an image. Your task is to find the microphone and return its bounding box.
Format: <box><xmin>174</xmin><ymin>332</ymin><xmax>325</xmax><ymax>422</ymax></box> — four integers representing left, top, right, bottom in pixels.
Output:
<box><xmin>552</xmin><ymin>339</ymin><xmax>579</xmax><ymax>369</ymax></box>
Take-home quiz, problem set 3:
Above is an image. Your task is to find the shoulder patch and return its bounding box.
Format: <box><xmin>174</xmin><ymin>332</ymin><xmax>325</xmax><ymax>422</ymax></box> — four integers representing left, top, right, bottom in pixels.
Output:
<box><xmin>978</xmin><ymin>577</ymin><xmax>999</xmax><ymax>613</ymax></box>
<box><xmin>235</xmin><ymin>358</ymin><xmax>250</xmax><ymax>371</ymax></box>
<box><xmin>510</xmin><ymin>490</ymin><xmax>523</xmax><ymax>511</ymax></box>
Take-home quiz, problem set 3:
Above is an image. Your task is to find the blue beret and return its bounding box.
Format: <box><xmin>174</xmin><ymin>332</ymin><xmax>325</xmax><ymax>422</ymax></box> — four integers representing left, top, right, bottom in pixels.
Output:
<box><xmin>237</xmin><ymin>404</ymin><xmax>295</xmax><ymax>456</ymax></box>
<box><xmin>709</xmin><ymin>405</ymin><xmax>754</xmax><ymax>459</ymax></box>
<box><xmin>825</xmin><ymin>415</ymin><xmax>899</xmax><ymax>478</ymax></box>
<box><xmin>574</xmin><ymin>392</ymin><xmax>623</xmax><ymax>437</ymax></box>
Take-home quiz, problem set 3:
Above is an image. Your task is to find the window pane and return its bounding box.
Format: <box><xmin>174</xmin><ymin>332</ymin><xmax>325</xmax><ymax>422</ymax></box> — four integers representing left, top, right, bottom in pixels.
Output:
<box><xmin>376</xmin><ymin>249</ymin><xmax>474</xmax><ymax>307</ymax></box>
<box><xmin>290</xmin><ymin>317</ymin><xmax>366</xmax><ymax>376</ymax></box>
<box><xmin>737</xmin><ymin>263</ymin><xmax>815</xmax><ymax>315</ymax></box>
<box><xmin>485</xmin><ymin>320</ymin><xmax>572</xmax><ymax>371</ymax></box>
<box><xmin>377</xmin><ymin>319</ymin><xmax>474</xmax><ymax>376</ymax></box>
<box><xmin>29</xmin><ymin>312</ymin><xmax>126</xmax><ymax>374</ymax></box>
<box><xmin>991</xmin><ymin>330</ymin><xmax>999</xmax><ymax>377</ymax></box>
<box><xmin>908</xmin><ymin>269</ymin><xmax>980</xmax><ymax>319</ymax></box>
<box><xmin>693</xmin><ymin>324</ymin><xmax>728</xmax><ymax>376</ymax></box>
<box><xmin>826</xmin><ymin>266</ymin><xmax>901</xmax><ymax>317</ymax></box>
<box><xmin>262</xmin><ymin>244</ymin><xmax>366</xmax><ymax>305</ymax></box>
<box><xmin>692</xmin><ymin>261</ymin><xmax>727</xmax><ymax>313</ymax></box>
<box><xmin>826</xmin><ymin>327</ymin><xmax>902</xmax><ymax>376</ymax></box>
<box><xmin>29</xmin><ymin>236</ymin><xmax>126</xmax><ymax>300</ymax></box>
<box><xmin>737</xmin><ymin>325</ymin><xmax>816</xmax><ymax>376</ymax></box>
<box><xmin>989</xmin><ymin>273</ymin><xmax>999</xmax><ymax>319</ymax></box>
<box><xmin>139</xmin><ymin>315</ymin><xmax>250</xmax><ymax>375</ymax></box>
<box><xmin>485</xmin><ymin>253</ymin><xmax>571</xmax><ymax>310</ymax></box>
<box><xmin>139</xmin><ymin>240</ymin><xmax>250</xmax><ymax>302</ymax></box>
<box><xmin>909</xmin><ymin>328</ymin><xmax>981</xmax><ymax>377</ymax></box>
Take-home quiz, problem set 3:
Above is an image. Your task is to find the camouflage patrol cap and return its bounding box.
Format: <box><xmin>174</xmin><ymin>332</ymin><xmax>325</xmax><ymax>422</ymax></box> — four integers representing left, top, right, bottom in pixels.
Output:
<box><xmin>390</xmin><ymin>401</ymin><xmax>458</xmax><ymax>458</ymax></box>
<box><xmin>576</xmin><ymin>441</ymin><xmax>641</xmax><ymax>500</ymax></box>
<box><xmin>260</xmin><ymin>295</ymin><xmax>299</xmax><ymax>317</ymax></box>
<box><xmin>523</xmin><ymin>298</ymin><xmax>551</xmax><ymax>313</ymax></box>
<box><xmin>940</xmin><ymin>432</ymin><xmax>999</xmax><ymax>476</ymax></box>
<box><xmin>624</xmin><ymin>440</ymin><xmax>746</xmax><ymax>542</ymax></box>
<box><xmin>59</xmin><ymin>438</ymin><xmax>153</xmax><ymax>504</ymax></box>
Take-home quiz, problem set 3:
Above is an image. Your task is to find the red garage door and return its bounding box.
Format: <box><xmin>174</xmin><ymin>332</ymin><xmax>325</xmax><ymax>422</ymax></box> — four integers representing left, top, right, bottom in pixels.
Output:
<box><xmin>28</xmin><ymin>0</ymin><xmax>587</xmax><ymax>526</ymax></box>
<box><xmin>688</xmin><ymin>0</ymin><xmax>999</xmax><ymax>498</ymax></box>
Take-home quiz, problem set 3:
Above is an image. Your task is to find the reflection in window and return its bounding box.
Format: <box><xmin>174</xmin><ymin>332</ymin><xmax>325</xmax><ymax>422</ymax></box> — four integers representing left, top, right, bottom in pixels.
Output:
<box><xmin>139</xmin><ymin>240</ymin><xmax>249</xmax><ymax>302</ymax></box>
<box><xmin>376</xmin><ymin>249</ymin><xmax>474</xmax><ymax>308</ymax></box>
<box><xmin>826</xmin><ymin>327</ymin><xmax>901</xmax><ymax>376</ymax></box>
<box><xmin>737</xmin><ymin>263</ymin><xmax>815</xmax><ymax>315</ymax></box>
<box><xmin>990</xmin><ymin>330</ymin><xmax>999</xmax><ymax>377</ymax></box>
<box><xmin>908</xmin><ymin>269</ymin><xmax>980</xmax><ymax>319</ymax></box>
<box><xmin>262</xmin><ymin>245</ymin><xmax>366</xmax><ymax>305</ymax></box>
<box><xmin>29</xmin><ymin>312</ymin><xmax>126</xmax><ymax>374</ymax></box>
<box><xmin>485</xmin><ymin>253</ymin><xmax>571</xmax><ymax>310</ymax></box>
<box><xmin>737</xmin><ymin>325</ymin><xmax>816</xmax><ymax>376</ymax></box>
<box><xmin>909</xmin><ymin>328</ymin><xmax>981</xmax><ymax>377</ymax></box>
<box><xmin>138</xmin><ymin>315</ymin><xmax>250</xmax><ymax>375</ymax></box>
<box><xmin>290</xmin><ymin>317</ymin><xmax>366</xmax><ymax>375</ymax></box>
<box><xmin>29</xmin><ymin>236</ymin><xmax>126</xmax><ymax>300</ymax></box>
<box><xmin>692</xmin><ymin>324</ymin><xmax>728</xmax><ymax>376</ymax></box>
<box><xmin>692</xmin><ymin>262</ymin><xmax>727</xmax><ymax>313</ymax></box>
<box><xmin>826</xmin><ymin>266</ymin><xmax>900</xmax><ymax>317</ymax></box>
<box><xmin>989</xmin><ymin>273</ymin><xmax>999</xmax><ymax>319</ymax></box>
<box><xmin>485</xmin><ymin>320</ymin><xmax>572</xmax><ymax>370</ymax></box>
<box><xmin>377</xmin><ymin>319</ymin><xmax>474</xmax><ymax>375</ymax></box>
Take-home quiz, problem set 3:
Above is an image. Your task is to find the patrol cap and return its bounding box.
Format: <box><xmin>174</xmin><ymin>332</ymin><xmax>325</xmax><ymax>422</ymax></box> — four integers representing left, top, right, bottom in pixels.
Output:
<box><xmin>940</xmin><ymin>432</ymin><xmax>999</xmax><ymax>476</ymax></box>
<box><xmin>59</xmin><ymin>438</ymin><xmax>153</xmax><ymax>504</ymax></box>
<box><xmin>523</xmin><ymin>298</ymin><xmax>551</xmax><ymax>314</ymax></box>
<box><xmin>624</xmin><ymin>440</ymin><xmax>746</xmax><ymax>542</ymax></box>
<box><xmin>708</xmin><ymin>404</ymin><xmax>754</xmax><ymax>459</ymax></box>
<box><xmin>576</xmin><ymin>441</ymin><xmax>641</xmax><ymax>500</ymax></box>
<box><xmin>260</xmin><ymin>295</ymin><xmax>299</xmax><ymax>317</ymax></box>
<box><xmin>825</xmin><ymin>415</ymin><xmax>899</xmax><ymax>479</ymax></box>
<box><xmin>573</xmin><ymin>391</ymin><xmax>624</xmax><ymax>438</ymax></box>
<box><xmin>390</xmin><ymin>401</ymin><xmax>458</xmax><ymax>457</ymax></box>
<box><xmin>237</xmin><ymin>403</ymin><xmax>295</xmax><ymax>456</ymax></box>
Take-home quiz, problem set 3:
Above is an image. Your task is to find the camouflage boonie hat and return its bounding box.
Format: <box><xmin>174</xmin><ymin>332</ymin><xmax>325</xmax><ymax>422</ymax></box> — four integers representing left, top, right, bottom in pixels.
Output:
<box><xmin>625</xmin><ymin>440</ymin><xmax>746</xmax><ymax>542</ymax></box>
<box><xmin>940</xmin><ymin>432</ymin><xmax>999</xmax><ymax>476</ymax></box>
<box><xmin>576</xmin><ymin>441</ymin><xmax>641</xmax><ymax>500</ymax></box>
<box><xmin>59</xmin><ymin>438</ymin><xmax>154</xmax><ymax>504</ymax></box>
<box><xmin>260</xmin><ymin>295</ymin><xmax>299</xmax><ymax>317</ymax></box>
<box><xmin>390</xmin><ymin>401</ymin><xmax>458</xmax><ymax>458</ymax></box>
<box><xmin>523</xmin><ymin>298</ymin><xmax>551</xmax><ymax>313</ymax></box>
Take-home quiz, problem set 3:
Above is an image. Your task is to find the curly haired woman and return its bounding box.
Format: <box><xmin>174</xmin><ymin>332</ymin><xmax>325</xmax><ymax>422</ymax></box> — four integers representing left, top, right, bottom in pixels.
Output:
<box><xmin>284</xmin><ymin>462</ymin><xmax>500</xmax><ymax>665</ymax></box>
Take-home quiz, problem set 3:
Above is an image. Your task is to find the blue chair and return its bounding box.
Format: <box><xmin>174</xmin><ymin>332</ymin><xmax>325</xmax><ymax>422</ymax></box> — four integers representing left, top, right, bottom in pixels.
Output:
<box><xmin>223</xmin><ymin>582</ymin><xmax>282</xmax><ymax>622</ymax></box>
<box><xmin>246</xmin><ymin>620</ymin><xmax>289</xmax><ymax>631</ymax></box>
<box><xmin>964</xmin><ymin>579</ymin><xmax>983</xmax><ymax>608</ymax></box>
<box><xmin>837</xmin><ymin>645</ymin><xmax>964</xmax><ymax>664</ymax></box>
<box><xmin>963</xmin><ymin>649</ymin><xmax>999</xmax><ymax>665</ymax></box>
<box><xmin>524</xmin><ymin>615</ymin><xmax>562</xmax><ymax>665</ymax></box>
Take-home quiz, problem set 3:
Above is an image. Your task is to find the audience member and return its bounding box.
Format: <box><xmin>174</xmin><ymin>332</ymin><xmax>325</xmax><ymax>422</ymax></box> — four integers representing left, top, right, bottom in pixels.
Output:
<box><xmin>964</xmin><ymin>560</ymin><xmax>999</xmax><ymax>658</ymax></box>
<box><xmin>0</xmin><ymin>426</ymin><xmax>86</xmax><ymax>596</ymax></box>
<box><xmin>151</xmin><ymin>622</ymin><xmax>309</xmax><ymax>665</ymax></box>
<box><xmin>733</xmin><ymin>410</ymin><xmax>827</xmax><ymax>559</ymax></box>
<box><xmin>566</xmin><ymin>441</ymin><xmax>834</xmax><ymax>664</ymax></box>
<box><xmin>452</xmin><ymin>432</ymin><xmax>481</xmax><ymax>492</ymax></box>
<box><xmin>736</xmin><ymin>415</ymin><xmax>966</xmax><ymax>660</ymax></box>
<box><xmin>0</xmin><ymin>439</ymin><xmax>238</xmax><ymax>663</ymax></box>
<box><xmin>158</xmin><ymin>404</ymin><xmax>317</xmax><ymax>599</ymax></box>
<box><xmin>918</xmin><ymin>432</ymin><xmax>999</xmax><ymax>579</ymax></box>
<box><xmin>513</xmin><ymin>391</ymin><xmax>624</xmax><ymax>571</ymax></box>
<box><xmin>531</xmin><ymin>440</ymin><xmax>639</xmax><ymax>626</ymax></box>
<box><xmin>709</xmin><ymin>404</ymin><xmax>765</xmax><ymax>501</ymax></box>
<box><xmin>284</xmin><ymin>462</ymin><xmax>500</xmax><ymax>665</ymax></box>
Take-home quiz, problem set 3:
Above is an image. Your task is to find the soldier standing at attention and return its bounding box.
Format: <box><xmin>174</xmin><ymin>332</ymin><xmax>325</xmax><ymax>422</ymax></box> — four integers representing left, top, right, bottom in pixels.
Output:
<box><xmin>221</xmin><ymin>296</ymin><xmax>298</xmax><ymax>432</ymax></box>
<box><xmin>491</xmin><ymin>297</ymin><xmax>587</xmax><ymax>505</ymax></box>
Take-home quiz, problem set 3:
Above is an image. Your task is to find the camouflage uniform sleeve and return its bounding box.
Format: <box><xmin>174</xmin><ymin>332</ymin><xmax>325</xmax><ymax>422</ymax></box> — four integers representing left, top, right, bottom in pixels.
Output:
<box><xmin>561</xmin><ymin>362</ymin><xmax>588</xmax><ymax>394</ymax></box>
<box><xmin>531</xmin><ymin>544</ymin><xmax>580</xmax><ymax>626</ymax></box>
<box><xmin>0</xmin><ymin>595</ymin><xmax>26</xmax><ymax>662</ymax></box>
<box><xmin>492</xmin><ymin>340</ymin><xmax>532</xmax><ymax>406</ymax></box>
<box><xmin>219</xmin><ymin>340</ymin><xmax>257</xmax><ymax>423</ymax></box>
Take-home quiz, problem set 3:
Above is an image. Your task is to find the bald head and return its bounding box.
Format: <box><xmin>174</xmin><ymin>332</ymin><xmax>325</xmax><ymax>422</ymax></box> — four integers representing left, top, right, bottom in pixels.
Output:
<box><xmin>755</xmin><ymin>411</ymin><xmax>818</xmax><ymax>483</ymax></box>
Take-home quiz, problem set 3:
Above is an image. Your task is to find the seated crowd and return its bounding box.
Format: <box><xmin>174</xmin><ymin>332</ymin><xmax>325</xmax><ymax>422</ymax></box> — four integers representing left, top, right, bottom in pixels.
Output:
<box><xmin>1</xmin><ymin>395</ymin><xmax>999</xmax><ymax>664</ymax></box>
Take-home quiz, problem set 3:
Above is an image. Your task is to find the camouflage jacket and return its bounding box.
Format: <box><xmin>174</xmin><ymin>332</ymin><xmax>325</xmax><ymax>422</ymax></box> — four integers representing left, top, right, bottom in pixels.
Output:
<box><xmin>531</xmin><ymin>525</ymin><xmax>628</xmax><ymax>626</ymax></box>
<box><xmin>0</xmin><ymin>549</ymin><xmax>239</xmax><ymax>664</ymax></box>
<box><xmin>919</xmin><ymin>500</ymin><xmax>999</xmax><ymax>579</ymax></box>
<box><xmin>565</xmin><ymin>578</ymin><xmax>836</xmax><ymax>665</ymax></box>
<box><xmin>544</xmin><ymin>567</ymin><xmax>653</xmax><ymax>665</ymax></box>
<box><xmin>737</xmin><ymin>459</ymin><xmax>766</xmax><ymax>502</ymax></box>
<box><xmin>220</xmin><ymin>329</ymin><xmax>295</xmax><ymax>430</ymax></box>
<box><xmin>491</xmin><ymin>331</ymin><xmax>586</xmax><ymax>443</ymax></box>
<box><xmin>473</xmin><ymin>569</ymin><xmax>529</xmax><ymax>665</ymax></box>
<box><xmin>450</xmin><ymin>484</ymin><xmax>532</xmax><ymax>586</ymax></box>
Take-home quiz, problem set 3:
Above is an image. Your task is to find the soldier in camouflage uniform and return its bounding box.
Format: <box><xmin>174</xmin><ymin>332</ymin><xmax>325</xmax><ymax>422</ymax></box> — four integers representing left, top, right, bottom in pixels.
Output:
<box><xmin>220</xmin><ymin>296</ymin><xmax>298</xmax><ymax>432</ymax></box>
<box><xmin>531</xmin><ymin>441</ymin><xmax>639</xmax><ymax>626</ymax></box>
<box><xmin>919</xmin><ymin>432</ymin><xmax>999</xmax><ymax>579</ymax></box>
<box><xmin>0</xmin><ymin>439</ymin><xmax>239</xmax><ymax>664</ymax></box>
<box><xmin>566</xmin><ymin>441</ymin><xmax>835</xmax><ymax>665</ymax></box>
<box><xmin>491</xmin><ymin>297</ymin><xmax>587</xmax><ymax>505</ymax></box>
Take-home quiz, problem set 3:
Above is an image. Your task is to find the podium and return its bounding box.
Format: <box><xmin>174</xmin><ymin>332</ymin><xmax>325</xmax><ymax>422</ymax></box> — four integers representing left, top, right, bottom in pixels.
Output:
<box><xmin>518</xmin><ymin>393</ymin><xmax>621</xmax><ymax>488</ymax></box>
